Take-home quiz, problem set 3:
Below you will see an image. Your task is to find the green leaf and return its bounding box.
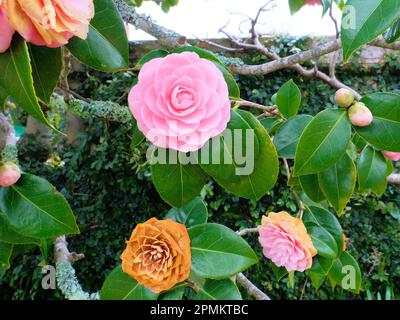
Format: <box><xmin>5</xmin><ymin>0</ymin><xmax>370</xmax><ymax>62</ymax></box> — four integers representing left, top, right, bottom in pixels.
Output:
<box><xmin>303</xmin><ymin>206</ymin><xmax>344</xmax><ymax>255</ymax></box>
<box><xmin>0</xmin><ymin>36</ymin><xmax>54</xmax><ymax>129</ymax></box>
<box><xmin>159</xmin><ymin>285</ymin><xmax>186</xmax><ymax>300</ymax></box>
<box><xmin>318</xmin><ymin>153</ymin><xmax>357</xmax><ymax>215</ymax></box>
<box><xmin>136</xmin><ymin>49</ymin><xmax>169</xmax><ymax>69</ymax></box>
<box><xmin>100</xmin><ymin>265</ymin><xmax>159</xmax><ymax>300</ymax></box>
<box><xmin>0</xmin><ymin>242</ymin><xmax>13</xmax><ymax>270</ymax></box>
<box><xmin>307</xmin><ymin>225</ymin><xmax>338</xmax><ymax>259</ymax></box>
<box><xmin>289</xmin><ymin>0</ymin><xmax>306</xmax><ymax>15</ymax></box>
<box><xmin>172</xmin><ymin>46</ymin><xmax>240</xmax><ymax>98</ymax></box>
<box><xmin>299</xmin><ymin>174</ymin><xmax>326</xmax><ymax>203</ymax></box>
<box><xmin>294</xmin><ymin>109</ymin><xmax>351</xmax><ymax>176</ymax></box>
<box><xmin>67</xmin><ymin>0</ymin><xmax>129</xmax><ymax>72</ymax></box>
<box><xmin>307</xmin><ymin>256</ymin><xmax>334</xmax><ymax>289</ymax></box>
<box><xmin>194</xmin><ymin>279</ymin><xmax>242</xmax><ymax>300</ymax></box>
<box><xmin>341</xmin><ymin>0</ymin><xmax>400</xmax><ymax>61</ymax></box>
<box><xmin>259</xmin><ymin>117</ymin><xmax>283</xmax><ymax>134</ymax></box>
<box><xmin>276</xmin><ymin>79</ymin><xmax>302</xmax><ymax>118</ymax></box>
<box><xmin>200</xmin><ymin>110</ymin><xmax>279</xmax><ymax>200</ymax></box>
<box><xmin>385</xmin><ymin>19</ymin><xmax>400</xmax><ymax>43</ymax></box>
<box><xmin>188</xmin><ymin>223</ymin><xmax>258</xmax><ymax>279</ymax></box>
<box><xmin>355</xmin><ymin>93</ymin><xmax>400</xmax><ymax>152</ymax></box>
<box><xmin>130</xmin><ymin>118</ymin><xmax>145</xmax><ymax>148</ymax></box>
<box><xmin>357</xmin><ymin>146</ymin><xmax>388</xmax><ymax>196</ymax></box>
<box><xmin>328</xmin><ymin>252</ymin><xmax>362</xmax><ymax>293</ymax></box>
<box><xmin>28</xmin><ymin>45</ymin><xmax>62</xmax><ymax>104</ymax></box>
<box><xmin>0</xmin><ymin>174</ymin><xmax>79</xmax><ymax>239</ymax></box>
<box><xmin>271</xmin><ymin>262</ymin><xmax>288</xmax><ymax>281</ymax></box>
<box><xmin>165</xmin><ymin>197</ymin><xmax>208</xmax><ymax>227</ymax></box>
<box><xmin>0</xmin><ymin>215</ymin><xmax>39</xmax><ymax>245</ymax></box>
<box><xmin>151</xmin><ymin>148</ymin><xmax>208</xmax><ymax>208</ymax></box>
<box><xmin>274</xmin><ymin>115</ymin><xmax>313</xmax><ymax>159</ymax></box>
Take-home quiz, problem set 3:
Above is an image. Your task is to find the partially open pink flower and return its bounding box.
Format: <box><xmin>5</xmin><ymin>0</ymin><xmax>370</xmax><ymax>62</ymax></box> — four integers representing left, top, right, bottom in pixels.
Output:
<box><xmin>258</xmin><ymin>211</ymin><xmax>317</xmax><ymax>272</ymax></box>
<box><xmin>1</xmin><ymin>0</ymin><xmax>94</xmax><ymax>47</ymax></box>
<box><xmin>348</xmin><ymin>102</ymin><xmax>373</xmax><ymax>127</ymax></box>
<box><xmin>382</xmin><ymin>151</ymin><xmax>400</xmax><ymax>162</ymax></box>
<box><xmin>0</xmin><ymin>7</ymin><xmax>14</xmax><ymax>53</ymax></box>
<box><xmin>128</xmin><ymin>52</ymin><xmax>231</xmax><ymax>152</ymax></box>
<box><xmin>0</xmin><ymin>162</ymin><xmax>21</xmax><ymax>187</ymax></box>
<box><xmin>305</xmin><ymin>0</ymin><xmax>322</xmax><ymax>5</ymax></box>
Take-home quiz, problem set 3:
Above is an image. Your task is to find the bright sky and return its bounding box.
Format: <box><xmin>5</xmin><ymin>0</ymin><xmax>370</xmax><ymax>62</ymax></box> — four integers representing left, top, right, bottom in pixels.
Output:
<box><xmin>129</xmin><ymin>0</ymin><xmax>343</xmax><ymax>41</ymax></box>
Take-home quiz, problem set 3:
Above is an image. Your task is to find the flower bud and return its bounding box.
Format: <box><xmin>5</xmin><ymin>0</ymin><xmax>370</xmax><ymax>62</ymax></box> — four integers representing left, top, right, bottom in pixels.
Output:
<box><xmin>382</xmin><ymin>151</ymin><xmax>400</xmax><ymax>162</ymax></box>
<box><xmin>335</xmin><ymin>88</ymin><xmax>355</xmax><ymax>108</ymax></box>
<box><xmin>0</xmin><ymin>162</ymin><xmax>21</xmax><ymax>187</ymax></box>
<box><xmin>348</xmin><ymin>102</ymin><xmax>373</xmax><ymax>127</ymax></box>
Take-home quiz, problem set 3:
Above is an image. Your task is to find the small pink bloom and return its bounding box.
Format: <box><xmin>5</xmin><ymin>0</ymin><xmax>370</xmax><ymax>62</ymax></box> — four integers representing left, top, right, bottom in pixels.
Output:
<box><xmin>0</xmin><ymin>7</ymin><xmax>14</xmax><ymax>53</ymax></box>
<box><xmin>0</xmin><ymin>162</ymin><xmax>21</xmax><ymax>187</ymax></box>
<box><xmin>258</xmin><ymin>211</ymin><xmax>317</xmax><ymax>272</ymax></box>
<box><xmin>305</xmin><ymin>0</ymin><xmax>322</xmax><ymax>5</ymax></box>
<box><xmin>348</xmin><ymin>102</ymin><xmax>373</xmax><ymax>127</ymax></box>
<box><xmin>382</xmin><ymin>151</ymin><xmax>400</xmax><ymax>162</ymax></box>
<box><xmin>1</xmin><ymin>0</ymin><xmax>94</xmax><ymax>48</ymax></box>
<box><xmin>128</xmin><ymin>52</ymin><xmax>231</xmax><ymax>152</ymax></box>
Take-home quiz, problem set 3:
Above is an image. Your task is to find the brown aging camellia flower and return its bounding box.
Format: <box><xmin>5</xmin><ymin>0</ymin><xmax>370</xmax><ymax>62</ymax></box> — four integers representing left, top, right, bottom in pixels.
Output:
<box><xmin>121</xmin><ymin>218</ymin><xmax>191</xmax><ymax>293</ymax></box>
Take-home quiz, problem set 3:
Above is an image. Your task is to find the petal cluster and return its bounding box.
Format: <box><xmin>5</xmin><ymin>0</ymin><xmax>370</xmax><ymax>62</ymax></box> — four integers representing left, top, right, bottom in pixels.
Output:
<box><xmin>0</xmin><ymin>7</ymin><xmax>14</xmax><ymax>53</ymax></box>
<box><xmin>0</xmin><ymin>162</ymin><xmax>21</xmax><ymax>187</ymax></box>
<box><xmin>0</xmin><ymin>0</ymin><xmax>94</xmax><ymax>49</ymax></box>
<box><xmin>258</xmin><ymin>211</ymin><xmax>317</xmax><ymax>272</ymax></box>
<box><xmin>128</xmin><ymin>52</ymin><xmax>231</xmax><ymax>152</ymax></box>
<box><xmin>120</xmin><ymin>218</ymin><xmax>191</xmax><ymax>293</ymax></box>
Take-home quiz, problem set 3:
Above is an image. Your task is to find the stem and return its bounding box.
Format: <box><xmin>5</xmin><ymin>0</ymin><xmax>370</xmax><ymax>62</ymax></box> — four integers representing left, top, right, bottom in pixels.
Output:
<box><xmin>283</xmin><ymin>158</ymin><xmax>305</xmax><ymax>219</ymax></box>
<box><xmin>236</xmin><ymin>228</ymin><xmax>258</xmax><ymax>237</ymax></box>
<box><xmin>236</xmin><ymin>273</ymin><xmax>271</xmax><ymax>300</ymax></box>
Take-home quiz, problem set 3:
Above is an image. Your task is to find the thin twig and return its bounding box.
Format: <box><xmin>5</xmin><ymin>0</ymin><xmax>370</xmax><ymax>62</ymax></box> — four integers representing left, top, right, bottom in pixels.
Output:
<box><xmin>283</xmin><ymin>158</ymin><xmax>305</xmax><ymax>219</ymax></box>
<box><xmin>236</xmin><ymin>273</ymin><xmax>271</xmax><ymax>300</ymax></box>
<box><xmin>231</xmin><ymin>99</ymin><xmax>278</xmax><ymax>115</ymax></box>
<box><xmin>237</xmin><ymin>228</ymin><xmax>258</xmax><ymax>237</ymax></box>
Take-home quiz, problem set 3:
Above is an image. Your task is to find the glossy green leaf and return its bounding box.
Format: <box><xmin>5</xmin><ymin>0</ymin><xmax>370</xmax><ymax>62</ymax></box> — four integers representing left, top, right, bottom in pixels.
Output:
<box><xmin>100</xmin><ymin>265</ymin><xmax>158</xmax><ymax>300</ymax></box>
<box><xmin>307</xmin><ymin>225</ymin><xmax>338</xmax><ymax>259</ymax></box>
<box><xmin>299</xmin><ymin>174</ymin><xmax>326</xmax><ymax>203</ymax></box>
<box><xmin>341</xmin><ymin>0</ymin><xmax>400</xmax><ymax>61</ymax></box>
<box><xmin>259</xmin><ymin>117</ymin><xmax>283</xmax><ymax>134</ymax></box>
<box><xmin>303</xmin><ymin>206</ymin><xmax>344</xmax><ymax>255</ymax></box>
<box><xmin>136</xmin><ymin>49</ymin><xmax>168</xmax><ymax>69</ymax></box>
<box><xmin>289</xmin><ymin>0</ymin><xmax>306</xmax><ymax>14</ymax></box>
<box><xmin>276</xmin><ymin>79</ymin><xmax>302</xmax><ymax>118</ymax></box>
<box><xmin>67</xmin><ymin>0</ymin><xmax>129</xmax><ymax>72</ymax></box>
<box><xmin>0</xmin><ymin>174</ymin><xmax>79</xmax><ymax>239</ymax></box>
<box><xmin>328</xmin><ymin>252</ymin><xmax>362</xmax><ymax>293</ymax></box>
<box><xmin>294</xmin><ymin>109</ymin><xmax>351</xmax><ymax>176</ymax></box>
<box><xmin>159</xmin><ymin>285</ymin><xmax>186</xmax><ymax>300</ymax></box>
<box><xmin>357</xmin><ymin>146</ymin><xmax>388</xmax><ymax>196</ymax></box>
<box><xmin>194</xmin><ymin>279</ymin><xmax>242</xmax><ymax>300</ymax></box>
<box><xmin>0</xmin><ymin>36</ymin><xmax>54</xmax><ymax>129</ymax></box>
<box><xmin>271</xmin><ymin>262</ymin><xmax>288</xmax><ymax>281</ymax></box>
<box><xmin>385</xmin><ymin>19</ymin><xmax>400</xmax><ymax>43</ymax></box>
<box><xmin>151</xmin><ymin>148</ymin><xmax>208</xmax><ymax>208</ymax></box>
<box><xmin>274</xmin><ymin>115</ymin><xmax>313</xmax><ymax>159</ymax></box>
<box><xmin>165</xmin><ymin>197</ymin><xmax>208</xmax><ymax>227</ymax></box>
<box><xmin>172</xmin><ymin>46</ymin><xmax>240</xmax><ymax>98</ymax></box>
<box><xmin>130</xmin><ymin>118</ymin><xmax>145</xmax><ymax>148</ymax></box>
<box><xmin>28</xmin><ymin>45</ymin><xmax>62</xmax><ymax>104</ymax></box>
<box><xmin>318</xmin><ymin>153</ymin><xmax>356</xmax><ymax>215</ymax></box>
<box><xmin>0</xmin><ymin>242</ymin><xmax>13</xmax><ymax>270</ymax></box>
<box><xmin>200</xmin><ymin>110</ymin><xmax>279</xmax><ymax>200</ymax></box>
<box><xmin>0</xmin><ymin>215</ymin><xmax>39</xmax><ymax>245</ymax></box>
<box><xmin>189</xmin><ymin>223</ymin><xmax>258</xmax><ymax>279</ymax></box>
<box><xmin>355</xmin><ymin>93</ymin><xmax>400</xmax><ymax>152</ymax></box>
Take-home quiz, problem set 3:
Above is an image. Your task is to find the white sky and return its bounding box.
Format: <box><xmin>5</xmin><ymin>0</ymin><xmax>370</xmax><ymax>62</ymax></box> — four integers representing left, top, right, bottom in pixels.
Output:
<box><xmin>129</xmin><ymin>0</ymin><xmax>343</xmax><ymax>41</ymax></box>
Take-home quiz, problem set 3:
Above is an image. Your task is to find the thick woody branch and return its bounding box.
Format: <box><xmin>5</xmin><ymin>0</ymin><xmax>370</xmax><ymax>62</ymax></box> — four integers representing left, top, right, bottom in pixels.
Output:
<box><xmin>370</xmin><ymin>37</ymin><xmax>400</xmax><ymax>50</ymax></box>
<box><xmin>113</xmin><ymin>0</ymin><xmax>185</xmax><ymax>48</ymax></box>
<box><xmin>237</xmin><ymin>227</ymin><xmax>258</xmax><ymax>237</ymax></box>
<box><xmin>236</xmin><ymin>273</ymin><xmax>271</xmax><ymax>300</ymax></box>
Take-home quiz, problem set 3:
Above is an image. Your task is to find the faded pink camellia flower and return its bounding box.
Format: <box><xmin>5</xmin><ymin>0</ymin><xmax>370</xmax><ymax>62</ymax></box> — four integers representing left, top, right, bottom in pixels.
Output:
<box><xmin>0</xmin><ymin>162</ymin><xmax>21</xmax><ymax>187</ymax></box>
<box><xmin>128</xmin><ymin>52</ymin><xmax>231</xmax><ymax>152</ymax></box>
<box><xmin>382</xmin><ymin>151</ymin><xmax>400</xmax><ymax>162</ymax></box>
<box><xmin>258</xmin><ymin>211</ymin><xmax>317</xmax><ymax>272</ymax></box>
<box><xmin>1</xmin><ymin>0</ymin><xmax>94</xmax><ymax>48</ymax></box>
<box><xmin>0</xmin><ymin>7</ymin><xmax>14</xmax><ymax>53</ymax></box>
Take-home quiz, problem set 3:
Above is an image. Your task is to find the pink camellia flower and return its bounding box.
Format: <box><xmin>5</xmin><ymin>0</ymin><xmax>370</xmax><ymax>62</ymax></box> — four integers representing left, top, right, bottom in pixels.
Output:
<box><xmin>128</xmin><ymin>52</ymin><xmax>231</xmax><ymax>152</ymax></box>
<box><xmin>305</xmin><ymin>0</ymin><xmax>322</xmax><ymax>5</ymax></box>
<box><xmin>0</xmin><ymin>7</ymin><xmax>14</xmax><ymax>53</ymax></box>
<box><xmin>258</xmin><ymin>211</ymin><xmax>317</xmax><ymax>272</ymax></box>
<box><xmin>348</xmin><ymin>102</ymin><xmax>373</xmax><ymax>127</ymax></box>
<box><xmin>1</xmin><ymin>0</ymin><xmax>94</xmax><ymax>48</ymax></box>
<box><xmin>382</xmin><ymin>151</ymin><xmax>400</xmax><ymax>162</ymax></box>
<box><xmin>0</xmin><ymin>162</ymin><xmax>21</xmax><ymax>187</ymax></box>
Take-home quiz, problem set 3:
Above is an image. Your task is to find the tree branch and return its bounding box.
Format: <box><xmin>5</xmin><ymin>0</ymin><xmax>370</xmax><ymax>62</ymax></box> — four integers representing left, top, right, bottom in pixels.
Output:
<box><xmin>236</xmin><ymin>227</ymin><xmax>258</xmax><ymax>237</ymax></box>
<box><xmin>236</xmin><ymin>273</ymin><xmax>271</xmax><ymax>300</ymax></box>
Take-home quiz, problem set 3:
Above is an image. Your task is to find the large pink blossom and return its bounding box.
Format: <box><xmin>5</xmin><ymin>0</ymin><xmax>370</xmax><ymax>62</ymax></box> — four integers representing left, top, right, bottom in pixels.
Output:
<box><xmin>128</xmin><ymin>52</ymin><xmax>231</xmax><ymax>152</ymax></box>
<box><xmin>0</xmin><ymin>8</ymin><xmax>14</xmax><ymax>53</ymax></box>
<box><xmin>1</xmin><ymin>0</ymin><xmax>94</xmax><ymax>48</ymax></box>
<box><xmin>258</xmin><ymin>211</ymin><xmax>317</xmax><ymax>272</ymax></box>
